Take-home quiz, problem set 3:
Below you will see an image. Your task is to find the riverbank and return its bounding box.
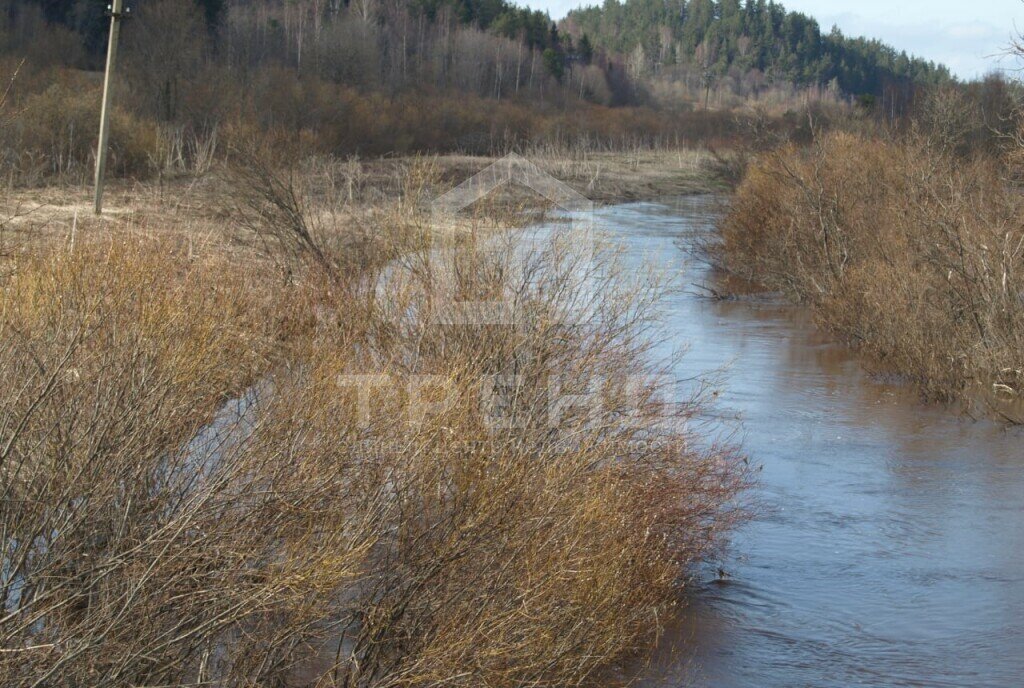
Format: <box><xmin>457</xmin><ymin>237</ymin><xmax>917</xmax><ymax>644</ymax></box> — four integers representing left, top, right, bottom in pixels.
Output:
<box><xmin>0</xmin><ymin>149</ymin><xmax>717</xmax><ymax>254</ymax></box>
<box><xmin>0</xmin><ymin>151</ymin><xmax>748</xmax><ymax>687</ymax></box>
<box><xmin>718</xmin><ymin>132</ymin><xmax>1024</xmax><ymax>424</ymax></box>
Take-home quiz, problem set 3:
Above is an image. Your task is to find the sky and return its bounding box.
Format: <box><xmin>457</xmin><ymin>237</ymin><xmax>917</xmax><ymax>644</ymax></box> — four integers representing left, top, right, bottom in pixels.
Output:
<box><xmin>528</xmin><ymin>0</ymin><xmax>1024</xmax><ymax>80</ymax></box>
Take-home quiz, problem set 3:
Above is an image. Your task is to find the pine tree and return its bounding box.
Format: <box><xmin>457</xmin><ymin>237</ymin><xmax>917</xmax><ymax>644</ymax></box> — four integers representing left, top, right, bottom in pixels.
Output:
<box><xmin>579</xmin><ymin>33</ymin><xmax>594</xmax><ymax>64</ymax></box>
<box><xmin>542</xmin><ymin>47</ymin><xmax>565</xmax><ymax>81</ymax></box>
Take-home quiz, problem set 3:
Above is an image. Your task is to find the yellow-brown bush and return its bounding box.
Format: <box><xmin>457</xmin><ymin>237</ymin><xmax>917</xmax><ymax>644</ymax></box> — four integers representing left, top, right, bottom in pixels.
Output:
<box><xmin>3</xmin><ymin>82</ymin><xmax>157</xmax><ymax>183</ymax></box>
<box><xmin>721</xmin><ymin>131</ymin><xmax>1024</xmax><ymax>417</ymax></box>
<box><xmin>301</xmin><ymin>225</ymin><xmax>749</xmax><ymax>686</ymax></box>
<box><xmin>0</xmin><ymin>239</ymin><xmax>372</xmax><ymax>685</ymax></box>
<box><xmin>0</xmin><ymin>179</ymin><xmax>749</xmax><ymax>685</ymax></box>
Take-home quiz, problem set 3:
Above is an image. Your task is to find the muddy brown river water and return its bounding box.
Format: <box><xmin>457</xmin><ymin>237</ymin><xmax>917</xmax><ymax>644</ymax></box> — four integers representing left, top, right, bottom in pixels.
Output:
<box><xmin>586</xmin><ymin>197</ymin><xmax>1024</xmax><ymax>688</ymax></box>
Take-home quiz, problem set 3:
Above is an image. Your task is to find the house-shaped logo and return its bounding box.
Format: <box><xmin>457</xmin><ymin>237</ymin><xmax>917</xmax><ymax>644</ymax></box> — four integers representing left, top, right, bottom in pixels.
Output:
<box><xmin>430</xmin><ymin>154</ymin><xmax>595</xmax><ymax>325</ymax></box>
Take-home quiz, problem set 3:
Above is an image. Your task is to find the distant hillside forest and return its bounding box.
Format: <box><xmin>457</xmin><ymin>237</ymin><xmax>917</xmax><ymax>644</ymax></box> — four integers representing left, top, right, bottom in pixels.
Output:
<box><xmin>8</xmin><ymin>0</ymin><xmax>952</xmax><ymax>102</ymax></box>
<box><xmin>563</xmin><ymin>0</ymin><xmax>952</xmax><ymax>99</ymax></box>
<box><xmin>0</xmin><ymin>0</ymin><xmax>974</xmax><ymax>179</ymax></box>
<box><xmin>3</xmin><ymin>0</ymin><xmax>639</xmax><ymax>106</ymax></box>
<box><xmin>20</xmin><ymin>0</ymin><xmax>564</xmax><ymax>63</ymax></box>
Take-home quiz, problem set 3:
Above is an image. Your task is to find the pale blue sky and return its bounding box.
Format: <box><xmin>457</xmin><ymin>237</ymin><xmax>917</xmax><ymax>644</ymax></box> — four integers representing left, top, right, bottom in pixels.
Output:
<box><xmin>532</xmin><ymin>0</ymin><xmax>1024</xmax><ymax>79</ymax></box>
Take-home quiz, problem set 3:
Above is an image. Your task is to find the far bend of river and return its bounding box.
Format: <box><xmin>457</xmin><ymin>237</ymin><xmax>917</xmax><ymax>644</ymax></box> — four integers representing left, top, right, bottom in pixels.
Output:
<box><xmin>584</xmin><ymin>197</ymin><xmax>1024</xmax><ymax>688</ymax></box>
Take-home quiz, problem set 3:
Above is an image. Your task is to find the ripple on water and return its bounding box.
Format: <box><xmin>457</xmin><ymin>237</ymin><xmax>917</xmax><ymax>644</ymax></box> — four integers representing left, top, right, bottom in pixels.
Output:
<box><xmin>584</xmin><ymin>198</ymin><xmax>1024</xmax><ymax>688</ymax></box>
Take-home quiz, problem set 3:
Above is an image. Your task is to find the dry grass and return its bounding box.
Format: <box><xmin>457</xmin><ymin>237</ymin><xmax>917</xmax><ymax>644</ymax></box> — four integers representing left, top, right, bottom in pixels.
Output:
<box><xmin>0</xmin><ymin>145</ymin><xmax>716</xmax><ymax>268</ymax></box>
<box><xmin>0</xmin><ymin>153</ymin><xmax>750</xmax><ymax>686</ymax></box>
<box><xmin>720</xmin><ymin>130</ymin><xmax>1024</xmax><ymax>421</ymax></box>
<box><xmin>524</xmin><ymin>144</ymin><xmax>715</xmax><ymax>201</ymax></box>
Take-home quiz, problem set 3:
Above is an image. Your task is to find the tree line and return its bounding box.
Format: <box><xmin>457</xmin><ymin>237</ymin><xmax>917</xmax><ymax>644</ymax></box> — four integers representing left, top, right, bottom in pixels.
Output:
<box><xmin>563</xmin><ymin>0</ymin><xmax>952</xmax><ymax>98</ymax></box>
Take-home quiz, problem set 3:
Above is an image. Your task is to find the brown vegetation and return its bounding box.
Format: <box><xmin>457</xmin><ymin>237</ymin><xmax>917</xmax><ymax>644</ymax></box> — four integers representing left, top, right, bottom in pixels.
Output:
<box><xmin>0</xmin><ymin>0</ymin><xmax>864</xmax><ymax>189</ymax></box>
<box><xmin>0</xmin><ymin>66</ymin><xmax>779</xmax><ymax>188</ymax></box>
<box><xmin>720</xmin><ymin>127</ymin><xmax>1024</xmax><ymax>420</ymax></box>
<box><xmin>0</xmin><ymin>157</ymin><xmax>749</xmax><ymax>685</ymax></box>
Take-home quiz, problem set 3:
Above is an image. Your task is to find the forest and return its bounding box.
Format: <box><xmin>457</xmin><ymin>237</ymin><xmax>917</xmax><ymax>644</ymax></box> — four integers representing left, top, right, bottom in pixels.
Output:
<box><xmin>0</xmin><ymin>0</ymin><xmax>956</xmax><ymax>185</ymax></box>
<box><xmin>564</xmin><ymin>0</ymin><xmax>951</xmax><ymax>105</ymax></box>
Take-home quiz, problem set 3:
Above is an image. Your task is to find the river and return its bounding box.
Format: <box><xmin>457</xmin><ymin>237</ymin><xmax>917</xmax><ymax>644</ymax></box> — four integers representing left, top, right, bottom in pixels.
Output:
<box><xmin>587</xmin><ymin>197</ymin><xmax>1024</xmax><ymax>688</ymax></box>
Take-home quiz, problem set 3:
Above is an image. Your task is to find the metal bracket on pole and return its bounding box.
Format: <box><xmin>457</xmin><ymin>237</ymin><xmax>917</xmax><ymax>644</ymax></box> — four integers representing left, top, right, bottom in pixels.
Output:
<box><xmin>93</xmin><ymin>0</ymin><xmax>125</xmax><ymax>215</ymax></box>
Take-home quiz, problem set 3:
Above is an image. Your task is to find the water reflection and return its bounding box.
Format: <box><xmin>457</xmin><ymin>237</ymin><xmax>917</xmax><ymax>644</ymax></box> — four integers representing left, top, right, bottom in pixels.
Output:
<box><xmin>588</xmin><ymin>197</ymin><xmax>1024</xmax><ymax>688</ymax></box>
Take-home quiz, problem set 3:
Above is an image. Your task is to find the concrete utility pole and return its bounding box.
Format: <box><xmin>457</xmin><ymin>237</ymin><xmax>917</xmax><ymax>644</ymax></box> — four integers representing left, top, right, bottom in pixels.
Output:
<box><xmin>94</xmin><ymin>0</ymin><xmax>125</xmax><ymax>215</ymax></box>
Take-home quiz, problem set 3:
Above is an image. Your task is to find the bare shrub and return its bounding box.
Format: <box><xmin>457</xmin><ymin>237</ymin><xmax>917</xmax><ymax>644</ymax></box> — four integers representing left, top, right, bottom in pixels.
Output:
<box><xmin>4</xmin><ymin>82</ymin><xmax>156</xmax><ymax>183</ymax></box>
<box><xmin>0</xmin><ymin>239</ymin><xmax>387</xmax><ymax>685</ymax></box>
<box><xmin>286</xmin><ymin>221</ymin><xmax>750</xmax><ymax>687</ymax></box>
<box><xmin>721</xmin><ymin>130</ymin><xmax>1024</xmax><ymax>417</ymax></box>
<box><xmin>227</xmin><ymin>145</ymin><xmax>435</xmax><ymax>282</ymax></box>
<box><xmin>1</xmin><ymin>167</ymin><xmax>749</xmax><ymax>686</ymax></box>
<box><xmin>703</xmin><ymin>106</ymin><xmax>786</xmax><ymax>186</ymax></box>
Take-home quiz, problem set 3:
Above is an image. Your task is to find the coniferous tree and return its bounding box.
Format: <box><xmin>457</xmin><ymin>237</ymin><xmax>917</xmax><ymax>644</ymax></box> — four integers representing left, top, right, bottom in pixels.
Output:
<box><xmin>542</xmin><ymin>47</ymin><xmax>565</xmax><ymax>81</ymax></box>
<box><xmin>579</xmin><ymin>32</ymin><xmax>594</xmax><ymax>64</ymax></box>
